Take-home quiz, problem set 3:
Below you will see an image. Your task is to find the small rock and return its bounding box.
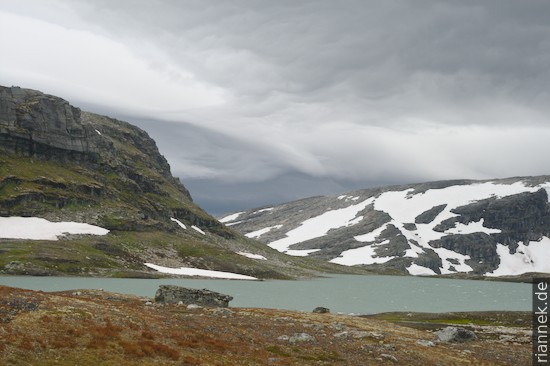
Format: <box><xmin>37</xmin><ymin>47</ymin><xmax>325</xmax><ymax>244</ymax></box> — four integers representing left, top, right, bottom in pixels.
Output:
<box><xmin>380</xmin><ymin>354</ymin><xmax>398</xmax><ymax>362</ymax></box>
<box><xmin>289</xmin><ymin>333</ymin><xmax>315</xmax><ymax>344</ymax></box>
<box><xmin>312</xmin><ymin>307</ymin><xmax>330</xmax><ymax>314</ymax></box>
<box><xmin>72</xmin><ymin>291</ymin><xmax>82</xmax><ymax>296</ymax></box>
<box><xmin>416</xmin><ymin>340</ymin><xmax>435</xmax><ymax>347</ymax></box>
<box><xmin>436</xmin><ymin>327</ymin><xmax>477</xmax><ymax>343</ymax></box>
<box><xmin>351</xmin><ymin>331</ymin><xmax>384</xmax><ymax>340</ymax></box>
<box><xmin>499</xmin><ymin>335</ymin><xmax>515</xmax><ymax>342</ymax></box>
<box><xmin>277</xmin><ymin>335</ymin><xmax>289</xmax><ymax>341</ymax></box>
<box><xmin>187</xmin><ymin>304</ymin><xmax>202</xmax><ymax>310</ymax></box>
<box><xmin>333</xmin><ymin>331</ymin><xmax>349</xmax><ymax>338</ymax></box>
<box><xmin>144</xmin><ymin>301</ymin><xmax>153</xmax><ymax>306</ymax></box>
<box><xmin>213</xmin><ymin>308</ymin><xmax>234</xmax><ymax>316</ymax></box>
<box><xmin>177</xmin><ymin>301</ymin><xmax>184</xmax><ymax>305</ymax></box>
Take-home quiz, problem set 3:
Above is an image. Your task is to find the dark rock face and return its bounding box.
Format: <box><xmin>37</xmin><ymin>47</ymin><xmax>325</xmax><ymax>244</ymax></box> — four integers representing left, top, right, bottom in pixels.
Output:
<box><xmin>415</xmin><ymin>204</ymin><xmax>447</xmax><ymax>224</ymax></box>
<box><xmin>442</xmin><ymin>189</ymin><xmax>550</xmax><ymax>245</ymax></box>
<box><xmin>155</xmin><ymin>285</ymin><xmax>233</xmax><ymax>307</ymax></box>
<box><xmin>0</xmin><ymin>86</ymin><xmax>102</xmax><ymax>161</ymax></box>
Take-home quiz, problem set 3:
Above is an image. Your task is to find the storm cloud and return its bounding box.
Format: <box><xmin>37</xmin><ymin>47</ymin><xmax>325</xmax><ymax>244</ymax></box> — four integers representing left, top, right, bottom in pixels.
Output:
<box><xmin>1</xmin><ymin>0</ymin><xmax>550</xmax><ymax>214</ymax></box>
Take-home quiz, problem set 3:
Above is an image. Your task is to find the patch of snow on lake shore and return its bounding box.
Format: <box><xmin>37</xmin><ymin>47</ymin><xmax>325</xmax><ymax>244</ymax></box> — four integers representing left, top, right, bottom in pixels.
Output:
<box><xmin>144</xmin><ymin>263</ymin><xmax>257</xmax><ymax>280</ymax></box>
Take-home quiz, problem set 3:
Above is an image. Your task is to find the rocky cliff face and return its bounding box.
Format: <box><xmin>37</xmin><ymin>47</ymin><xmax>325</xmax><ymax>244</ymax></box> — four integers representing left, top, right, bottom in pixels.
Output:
<box><xmin>0</xmin><ymin>86</ymin><xmax>101</xmax><ymax>160</ymax></box>
<box><xmin>220</xmin><ymin>177</ymin><xmax>550</xmax><ymax>277</ymax></box>
<box><xmin>0</xmin><ymin>85</ymin><xmax>208</xmax><ymax>232</ymax></box>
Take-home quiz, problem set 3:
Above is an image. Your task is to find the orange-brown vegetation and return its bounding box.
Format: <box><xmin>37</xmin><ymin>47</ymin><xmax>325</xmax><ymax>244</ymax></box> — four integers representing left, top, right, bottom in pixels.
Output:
<box><xmin>0</xmin><ymin>285</ymin><xmax>531</xmax><ymax>365</ymax></box>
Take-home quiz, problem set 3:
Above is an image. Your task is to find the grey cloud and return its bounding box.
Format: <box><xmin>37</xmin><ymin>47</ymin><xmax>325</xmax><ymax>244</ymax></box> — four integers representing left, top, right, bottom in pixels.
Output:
<box><xmin>3</xmin><ymin>0</ymin><xmax>550</xmax><ymax>213</ymax></box>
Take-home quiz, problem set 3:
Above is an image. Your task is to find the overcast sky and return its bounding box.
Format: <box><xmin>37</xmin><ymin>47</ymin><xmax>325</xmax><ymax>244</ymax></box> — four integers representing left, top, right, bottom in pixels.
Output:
<box><xmin>2</xmin><ymin>0</ymin><xmax>550</xmax><ymax>215</ymax></box>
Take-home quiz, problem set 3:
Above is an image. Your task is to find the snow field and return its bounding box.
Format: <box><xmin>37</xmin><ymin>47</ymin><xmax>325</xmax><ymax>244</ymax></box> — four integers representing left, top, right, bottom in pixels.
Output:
<box><xmin>0</xmin><ymin>217</ymin><xmax>109</xmax><ymax>240</ymax></box>
<box><xmin>268</xmin><ymin>197</ymin><xmax>374</xmax><ymax>254</ymax></box>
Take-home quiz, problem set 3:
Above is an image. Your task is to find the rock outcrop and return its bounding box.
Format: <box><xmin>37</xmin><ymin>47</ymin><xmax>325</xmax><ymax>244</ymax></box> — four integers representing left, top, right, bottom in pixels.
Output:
<box><xmin>154</xmin><ymin>285</ymin><xmax>233</xmax><ymax>307</ymax></box>
<box><xmin>0</xmin><ymin>85</ymin><xmax>232</xmax><ymax>234</ymax></box>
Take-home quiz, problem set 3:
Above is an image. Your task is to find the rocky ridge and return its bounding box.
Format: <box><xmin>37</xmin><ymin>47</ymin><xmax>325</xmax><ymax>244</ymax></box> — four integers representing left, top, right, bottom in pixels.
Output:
<box><xmin>220</xmin><ymin>177</ymin><xmax>550</xmax><ymax>278</ymax></box>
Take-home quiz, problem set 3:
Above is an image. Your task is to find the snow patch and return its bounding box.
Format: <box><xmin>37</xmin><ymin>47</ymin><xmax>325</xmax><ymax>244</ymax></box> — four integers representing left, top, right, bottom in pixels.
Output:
<box><xmin>144</xmin><ymin>263</ymin><xmax>257</xmax><ymax>280</ymax></box>
<box><xmin>486</xmin><ymin>237</ymin><xmax>550</xmax><ymax>276</ymax></box>
<box><xmin>191</xmin><ymin>226</ymin><xmax>206</xmax><ymax>235</ymax></box>
<box><xmin>268</xmin><ymin>197</ymin><xmax>374</xmax><ymax>255</ymax></box>
<box><xmin>219</xmin><ymin>212</ymin><xmax>244</xmax><ymax>223</ymax></box>
<box><xmin>94</xmin><ymin>129</ymin><xmax>102</xmax><ymax>136</ymax></box>
<box><xmin>237</xmin><ymin>252</ymin><xmax>267</xmax><ymax>260</ymax></box>
<box><xmin>0</xmin><ymin>217</ymin><xmax>109</xmax><ymax>240</ymax></box>
<box><xmin>285</xmin><ymin>249</ymin><xmax>321</xmax><ymax>256</ymax></box>
<box><xmin>225</xmin><ymin>220</ymin><xmax>244</xmax><ymax>226</ymax></box>
<box><xmin>254</xmin><ymin>207</ymin><xmax>274</xmax><ymax>214</ymax></box>
<box><xmin>406</xmin><ymin>263</ymin><xmax>437</xmax><ymax>276</ymax></box>
<box><xmin>337</xmin><ymin>195</ymin><xmax>361</xmax><ymax>202</ymax></box>
<box><xmin>245</xmin><ymin>225</ymin><xmax>283</xmax><ymax>238</ymax></box>
<box><xmin>432</xmin><ymin>247</ymin><xmax>473</xmax><ymax>274</ymax></box>
<box><xmin>330</xmin><ymin>240</ymin><xmax>395</xmax><ymax>266</ymax></box>
<box><xmin>354</xmin><ymin>223</ymin><xmax>388</xmax><ymax>242</ymax></box>
<box><xmin>170</xmin><ymin>218</ymin><xmax>186</xmax><ymax>229</ymax></box>
<box><xmin>445</xmin><ymin>219</ymin><xmax>501</xmax><ymax>235</ymax></box>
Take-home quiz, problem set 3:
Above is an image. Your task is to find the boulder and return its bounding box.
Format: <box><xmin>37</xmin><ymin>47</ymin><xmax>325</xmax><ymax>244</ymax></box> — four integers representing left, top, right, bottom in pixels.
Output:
<box><xmin>436</xmin><ymin>326</ymin><xmax>477</xmax><ymax>343</ymax></box>
<box><xmin>312</xmin><ymin>306</ymin><xmax>330</xmax><ymax>314</ymax></box>
<box><xmin>154</xmin><ymin>285</ymin><xmax>233</xmax><ymax>307</ymax></box>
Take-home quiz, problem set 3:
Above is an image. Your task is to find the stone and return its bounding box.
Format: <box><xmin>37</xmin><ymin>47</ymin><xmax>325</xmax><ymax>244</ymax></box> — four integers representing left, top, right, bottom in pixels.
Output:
<box><xmin>352</xmin><ymin>331</ymin><xmax>384</xmax><ymax>340</ymax></box>
<box><xmin>380</xmin><ymin>354</ymin><xmax>398</xmax><ymax>362</ymax></box>
<box><xmin>416</xmin><ymin>339</ymin><xmax>435</xmax><ymax>347</ymax></box>
<box><xmin>436</xmin><ymin>327</ymin><xmax>477</xmax><ymax>343</ymax></box>
<box><xmin>333</xmin><ymin>331</ymin><xmax>349</xmax><ymax>338</ymax></box>
<box><xmin>289</xmin><ymin>333</ymin><xmax>315</xmax><ymax>344</ymax></box>
<box><xmin>154</xmin><ymin>285</ymin><xmax>233</xmax><ymax>307</ymax></box>
<box><xmin>213</xmin><ymin>308</ymin><xmax>234</xmax><ymax>316</ymax></box>
<box><xmin>187</xmin><ymin>304</ymin><xmax>201</xmax><ymax>309</ymax></box>
<box><xmin>312</xmin><ymin>306</ymin><xmax>330</xmax><ymax>314</ymax></box>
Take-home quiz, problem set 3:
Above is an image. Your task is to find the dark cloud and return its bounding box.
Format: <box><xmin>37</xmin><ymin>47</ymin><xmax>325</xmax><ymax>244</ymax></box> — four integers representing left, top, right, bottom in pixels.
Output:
<box><xmin>2</xmin><ymin>0</ymin><xmax>550</xmax><ymax>213</ymax></box>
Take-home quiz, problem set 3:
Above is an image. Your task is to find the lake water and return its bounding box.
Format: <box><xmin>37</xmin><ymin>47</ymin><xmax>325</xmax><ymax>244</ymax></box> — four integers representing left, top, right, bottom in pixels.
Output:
<box><xmin>0</xmin><ymin>274</ymin><xmax>531</xmax><ymax>314</ymax></box>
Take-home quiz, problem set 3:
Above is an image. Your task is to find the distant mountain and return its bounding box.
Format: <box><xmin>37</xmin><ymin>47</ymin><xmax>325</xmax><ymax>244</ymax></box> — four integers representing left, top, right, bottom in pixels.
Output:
<box><xmin>219</xmin><ymin>177</ymin><xmax>550</xmax><ymax>278</ymax></box>
<box><xmin>0</xmin><ymin>85</ymin><xmax>346</xmax><ymax>279</ymax></box>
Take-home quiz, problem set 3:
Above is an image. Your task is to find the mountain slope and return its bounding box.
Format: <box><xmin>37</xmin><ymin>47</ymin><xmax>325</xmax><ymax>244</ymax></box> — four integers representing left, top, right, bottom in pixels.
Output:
<box><xmin>0</xmin><ymin>85</ymin><xmax>350</xmax><ymax>279</ymax></box>
<box><xmin>220</xmin><ymin>177</ymin><xmax>550</xmax><ymax>277</ymax></box>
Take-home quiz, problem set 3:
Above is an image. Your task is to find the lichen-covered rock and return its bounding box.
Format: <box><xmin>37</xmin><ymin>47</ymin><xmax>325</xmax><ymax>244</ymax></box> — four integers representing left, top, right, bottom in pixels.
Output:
<box><xmin>436</xmin><ymin>326</ymin><xmax>477</xmax><ymax>343</ymax></box>
<box><xmin>288</xmin><ymin>333</ymin><xmax>315</xmax><ymax>344</ymax></box>
<box><xmin>154</xmin><ymin>285</ymin><xmax>233</xmax><ymax>307</ymax></box>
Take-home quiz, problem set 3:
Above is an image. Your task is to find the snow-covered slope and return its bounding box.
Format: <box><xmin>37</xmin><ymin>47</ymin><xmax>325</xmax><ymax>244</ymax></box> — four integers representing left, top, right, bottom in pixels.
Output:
<box><xmin>220</xmin><ymin>177</ymin><xmax>550</xmax><ymax>277</ymax></box>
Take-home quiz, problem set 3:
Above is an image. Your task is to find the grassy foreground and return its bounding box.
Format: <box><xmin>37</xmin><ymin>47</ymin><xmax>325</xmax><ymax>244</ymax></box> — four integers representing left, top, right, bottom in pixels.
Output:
<box><xmin>0</xmin><ymin>285</ymin><xmax>531</xmax><ymax>365</ymax></box>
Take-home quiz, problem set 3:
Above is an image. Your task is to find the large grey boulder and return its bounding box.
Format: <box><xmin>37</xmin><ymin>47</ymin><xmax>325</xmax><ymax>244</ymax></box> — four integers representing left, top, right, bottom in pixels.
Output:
<box><xmin>436</xmin><ymin>326</ymin><xmax>477</xmax><ymax>343</ymax></box>
<box><xmin>154</xmin><ymin>285</ymin><xmax>233</xmax><ymax>307</ymax></box>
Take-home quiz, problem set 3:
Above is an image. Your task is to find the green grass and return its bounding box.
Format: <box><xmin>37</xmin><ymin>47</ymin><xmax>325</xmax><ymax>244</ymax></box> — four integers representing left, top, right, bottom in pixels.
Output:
<box><xmin>366</xmin><ymin>311</ymin><xmax>531</xmax><ymax>328</ymax></box>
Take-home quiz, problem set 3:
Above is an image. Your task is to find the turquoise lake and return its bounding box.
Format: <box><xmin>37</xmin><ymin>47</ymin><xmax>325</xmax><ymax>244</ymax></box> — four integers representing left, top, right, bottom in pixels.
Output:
<box><xmin>0</xmin><ymin>274</ymin><xmax>531</xmax><ymax>314</ymax></box>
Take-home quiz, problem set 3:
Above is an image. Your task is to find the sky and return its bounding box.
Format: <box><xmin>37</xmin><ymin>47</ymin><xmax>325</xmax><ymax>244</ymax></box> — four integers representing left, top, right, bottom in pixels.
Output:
<box><xmin>1</xmin><ymin>0</ymin><xmax>550</xmax><ymax>215</ymax></box>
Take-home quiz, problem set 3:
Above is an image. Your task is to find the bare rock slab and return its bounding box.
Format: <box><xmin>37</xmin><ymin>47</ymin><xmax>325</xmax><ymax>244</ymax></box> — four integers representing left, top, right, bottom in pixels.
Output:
<box><xmin>155</xmin><ymin>285</ymin><xmax>233</xmax><ymax>307</ymax></box>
